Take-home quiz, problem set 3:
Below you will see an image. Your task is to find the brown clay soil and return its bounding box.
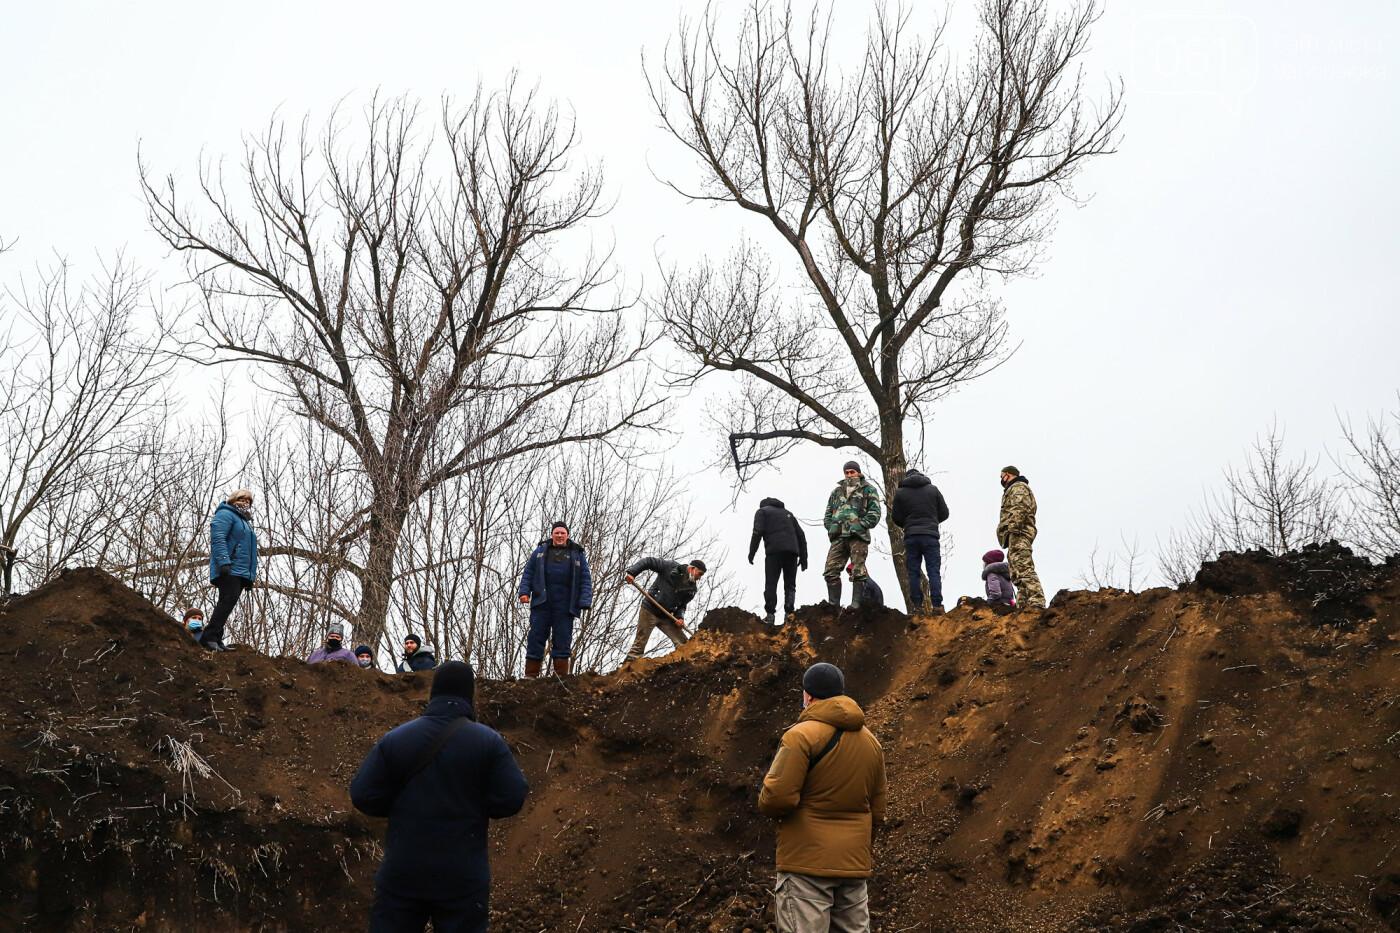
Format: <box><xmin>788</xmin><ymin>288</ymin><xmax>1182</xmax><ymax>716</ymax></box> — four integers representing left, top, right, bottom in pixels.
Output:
<box><xmin>1</xmin><ymin>543</ymin><xmax>1398</xmax><ymax>932</ymax></box>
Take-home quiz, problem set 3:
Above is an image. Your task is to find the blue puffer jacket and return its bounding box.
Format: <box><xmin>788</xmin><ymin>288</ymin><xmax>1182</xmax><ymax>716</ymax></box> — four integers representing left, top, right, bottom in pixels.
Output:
<box><xmin>517</xmin><ymin>540</ymin><xmax>593</xmax><ymax>616</ymax></box>
<box><xmin>209</xmin><ymin>502</ymin><xmax>257</xmax><ymax>583</ymax></box>
<box><xmin>350</xmin><ymin>695</ymin><xmax>530</xmax><ymax>899</ymax></box>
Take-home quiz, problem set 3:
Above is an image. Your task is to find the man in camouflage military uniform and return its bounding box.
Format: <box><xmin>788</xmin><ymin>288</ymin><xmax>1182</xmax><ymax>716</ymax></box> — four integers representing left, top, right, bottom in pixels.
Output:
<box><xmin>996</xmin><ymin>466</ymin><xmax>1045</xmax><ymax>610</ymax></box>
<box><xmin>823</xmin><ymin>461</ymin><xmax>882</xmax><ymax>609</ymax></box>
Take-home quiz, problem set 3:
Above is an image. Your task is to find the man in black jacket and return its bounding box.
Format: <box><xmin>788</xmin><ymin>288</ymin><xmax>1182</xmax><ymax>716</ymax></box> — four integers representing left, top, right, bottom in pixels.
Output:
<box><xmin>622</xmin><ymin>556</ymin><xmax>706</xmax><ymax>663</ymax></box>
<box><xmin>890</xmin><ymin>468</ymin><xmax>950</xmax><ymax>615</ymax></box>
<box><xmin>748</xmin><ymin>497</ymin><xmax>808</xmax><ymax>624</ymax></box>
<box><xmin>351</xmin><ymin>661</ymin><xmax>529</xmax><ymax>933</ymax></box>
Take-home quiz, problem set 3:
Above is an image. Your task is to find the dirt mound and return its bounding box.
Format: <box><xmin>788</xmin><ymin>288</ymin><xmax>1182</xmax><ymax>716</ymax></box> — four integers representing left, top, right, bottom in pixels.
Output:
<box><xmin>1</xmin><ymin>564</ymin><xmax>1399</xmax><ymax>931</ymax></box>
<box><xmin>1194</xmin><ymin>541</ymin><xmax>1389</xmax><ymax>627</ymax></box>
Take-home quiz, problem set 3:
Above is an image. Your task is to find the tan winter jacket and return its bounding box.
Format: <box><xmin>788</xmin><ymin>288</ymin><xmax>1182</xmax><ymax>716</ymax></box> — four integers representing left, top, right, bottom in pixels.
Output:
<box><xmin>758</xmin><ymin>696</ymin><xmax>887</xmax><ymax>878</ymax></box>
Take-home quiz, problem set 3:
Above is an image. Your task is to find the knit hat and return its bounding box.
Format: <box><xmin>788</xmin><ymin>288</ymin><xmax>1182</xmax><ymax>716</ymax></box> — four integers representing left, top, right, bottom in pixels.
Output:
<box><xmin>802</xmin><ymin>662</ymin><xmax>845</xmax><ymax>700</ymax></box>
<box><xmin>842</xmin><ymin>460</ymin><xmax>861</xmax><ymax>473</ymax></box>
<box><xmin>183</xmin><ymin>607</ymin><xmax>203</xmax><ymax>622</ymax></box>
<box><xmin>431</xmin><ymin>660</ymin><xmax>476</xmax><ymax>701</ymax></box>
<box><xmin>354</xmin><ymin>645</ymin><xmax>373</xmax><ymax>658</ymax></box>
<box><xmin>551</xmin><ymin>521</ymin><xmax>569</xmax><ymax>533</ymax></box>
<box><xmin>1000</xmin><ymin>466</ymin><xmax>1020</xmax><ymax>477</ymax></box>
<box><xmin>226</xmin><ymin>489</ymin><xmax>254</xmax><ymax>504</ymax></box>
<box><xmin>982</xmin><ymin>549</ymin><xmax>1005</xmax><ymax>564</ymax></box>
<box><xmin>327</xmin><ymin>622</ymin><xmax>345</xmax><ymax>640</ymax></box>
<box><xmin>404</xmin><ymin>633</ymin><xmax>422</xmax><ymax>649</ymax></box>
<box><xmin>689</xmin><ymin>559</ymin><xmax>707</xmax><ymax>573</ymax></box>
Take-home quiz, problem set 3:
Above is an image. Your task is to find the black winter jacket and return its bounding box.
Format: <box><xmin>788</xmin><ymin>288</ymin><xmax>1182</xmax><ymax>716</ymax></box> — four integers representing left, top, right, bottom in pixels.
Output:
<box><xmin>749</xmin><ymin>497</ymin><xmax>808</xmax><ymax>564</ymax></box>
<box><xmin>626</xmin><ymin>556</ymin><xmax>698</xmax><ymax>619</ymax></box>
<box><xmin>890</xmin><ymin>470</ymin><xmax>950</xmax><ymax>538</ymax></box>
<box><xmin>350</xmin><ymin>694</ymin><xmax>529</xmax><ymax>900</ymax></box>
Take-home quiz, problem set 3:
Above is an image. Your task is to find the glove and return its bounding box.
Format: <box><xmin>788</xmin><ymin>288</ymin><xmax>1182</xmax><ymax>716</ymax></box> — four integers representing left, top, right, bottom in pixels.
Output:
<box><xmin>218</xmin><ymin>564</ymin><xmax>232</xmax><ymax>578</ymax></box>
<box><xmin>747</xmin><ymin>554</ymin><xmax>755</xmax><ymax>565</ymax></box>
<box><xmin>800</xmin><ymin>560</ymin><xmax>808</xmax><ymax>571</ymax></box>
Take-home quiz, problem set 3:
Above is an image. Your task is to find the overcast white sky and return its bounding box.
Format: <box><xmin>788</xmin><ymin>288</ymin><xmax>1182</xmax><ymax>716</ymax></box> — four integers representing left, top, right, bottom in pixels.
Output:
<box><xmin>2</xmin><ymin>1</ymin><xmax>1397</xmax><ymax>612</ymax></box>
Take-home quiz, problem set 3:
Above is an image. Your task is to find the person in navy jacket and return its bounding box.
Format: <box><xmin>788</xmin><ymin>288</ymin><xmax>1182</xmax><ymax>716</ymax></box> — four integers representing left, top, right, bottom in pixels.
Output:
<box><xmin>204</xmin><ymin>489</ymin><xmax>258</xmax><ymax>652</ymax></box>
<box><xmin>517</xmin><ymin>521</ymin><xmax>593</xmax><ymax>677</ymax></box>
<box><xmin>351</xmin><ymin>661</ymin><xmax>529</xmax><ymax>933</ymax></box>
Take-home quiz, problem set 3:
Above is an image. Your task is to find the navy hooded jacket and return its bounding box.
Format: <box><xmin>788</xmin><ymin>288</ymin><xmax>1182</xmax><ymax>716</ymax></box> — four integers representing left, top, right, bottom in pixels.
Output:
<box><xmin>350</xmin><ymin>694</ymin><xmax>529</xmax><ymax>900</ymax></box>
<box><xmin>517</xmin><ymin>539</ymin><xmax>593</xmax><ymax>616</ymax></box>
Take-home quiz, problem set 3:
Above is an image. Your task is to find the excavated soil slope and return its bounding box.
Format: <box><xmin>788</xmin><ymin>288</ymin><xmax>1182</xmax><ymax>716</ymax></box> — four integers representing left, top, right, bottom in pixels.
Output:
<box><xmin>0</xmin><ymin>545</ymin><xmax>1398</xmax><ymax>932</ymax></box>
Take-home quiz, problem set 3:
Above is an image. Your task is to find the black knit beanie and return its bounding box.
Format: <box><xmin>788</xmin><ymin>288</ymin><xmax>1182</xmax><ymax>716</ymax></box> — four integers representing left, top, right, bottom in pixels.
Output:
<box><xmin>802</xmin><ymin>662</ymin><xmax>845</xmax><ymax>700</ymax></box>
<box><xmin>689</xmin><ymin>559</ymin><xmax>707</xmax><ymax>573</ymax></box>
<box><xmin>551</xmin><ymin>521</ymin><xmax>569</xmax><ymax>533</ymax></box>
<box><xmin>431</xmin><ymin>660</ymin><xmax>476</xmax><ymax>701</ymax></box>
<box><xmin>842</xmin><ymin>460</ymin><xmax>860</xmax><ymax>473</ymax></box>
<box><xmin>404</xmin><ymin>633</ymin><xmax>422</xmax><ymax>650</ymax></box>
<box><xmin>354</xmin><ymin>644</ymin><xmax>373</xmax><ymax>658</ymax></box>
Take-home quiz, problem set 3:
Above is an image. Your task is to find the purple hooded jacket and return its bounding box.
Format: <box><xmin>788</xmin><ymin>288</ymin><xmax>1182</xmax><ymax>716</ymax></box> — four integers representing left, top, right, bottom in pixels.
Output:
<box><xmin>982</xmin><ymin>561</ymin><xmax>1015</xmax><ymax>605</ymax></box>
<box><xmin>307</xmin><ymin>645</ymin><xmax>358</xmax><ymax>664</ymax></box>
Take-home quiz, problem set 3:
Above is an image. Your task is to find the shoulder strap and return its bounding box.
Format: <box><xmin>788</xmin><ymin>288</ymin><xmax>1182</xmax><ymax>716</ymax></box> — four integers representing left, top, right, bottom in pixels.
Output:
<box><xmin>402</xmin><ymin>716</ymin><xmax>470</xmax><ymax>786</ymax></box>
<box><xmin>808</xmin><ymin>725</ymin><xmax>844</xmax><ymax>770</ymax></box>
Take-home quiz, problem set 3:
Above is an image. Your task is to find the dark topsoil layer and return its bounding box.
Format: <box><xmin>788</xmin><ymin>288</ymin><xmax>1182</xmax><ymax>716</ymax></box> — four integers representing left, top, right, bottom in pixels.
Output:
<box><xmin>0</xmin><ymin>546</ymin><xmax>1398</xmax><ymax>932</ymax></box>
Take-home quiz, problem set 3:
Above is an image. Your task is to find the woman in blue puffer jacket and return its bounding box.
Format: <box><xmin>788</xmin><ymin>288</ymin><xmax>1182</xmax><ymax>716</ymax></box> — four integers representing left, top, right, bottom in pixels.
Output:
<box><xmin>205</xmin><ymin>489</ymin><xmax>258</xmax><ymax>651</ymax></box>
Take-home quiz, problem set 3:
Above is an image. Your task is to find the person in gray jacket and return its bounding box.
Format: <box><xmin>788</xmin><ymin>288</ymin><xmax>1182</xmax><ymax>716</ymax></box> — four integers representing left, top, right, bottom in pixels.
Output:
<box><xmin>890</xmin><ymin>469</ymin><xmax>949</xmax><ymax>615</ymax></box>
<box><xmin>622</xmin><ymin>557</ymin><xmax>707</xmax><ymax>664</ymax></box>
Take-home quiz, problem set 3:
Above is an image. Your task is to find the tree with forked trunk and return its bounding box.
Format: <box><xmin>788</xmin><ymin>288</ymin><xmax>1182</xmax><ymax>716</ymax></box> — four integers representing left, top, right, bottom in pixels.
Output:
<box><xmin>140</xmin><ymin>84</ymin><xmax>661</xmax><ymax>649</ymax></box>
<box><xmin>647</xmin><ymin>0</ymin><xmax>1122</xmax><ymax>609</ymax></box>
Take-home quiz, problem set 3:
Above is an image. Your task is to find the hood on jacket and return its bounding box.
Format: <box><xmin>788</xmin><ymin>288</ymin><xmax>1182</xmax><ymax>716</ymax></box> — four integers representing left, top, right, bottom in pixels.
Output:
<box><xmin>799</xmin><ymin>696</ymin><xmax>866</xmax><ymax>731</ymax></box>
<box><xmin>759</xmin><ymin>497</ymin><xmax>786</xmax><ymax>509</ymax></box>
<box><xmin>898</xmin><ymin>470</ymin><xmax>931</xmax><ymax>489</ymax></box>
<box><xmin>981</xmin><ymin>561</ymin><xmax>1012</xmax><ymax>580</ymax></box>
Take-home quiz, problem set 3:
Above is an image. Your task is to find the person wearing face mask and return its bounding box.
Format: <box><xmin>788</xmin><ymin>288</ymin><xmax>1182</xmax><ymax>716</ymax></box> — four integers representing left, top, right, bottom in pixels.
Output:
<box><xmin>517</xmin><ymin>521</ymin><xmax>593</xmax><ymax>678</ymax></box>
<box><xmin>759</xmin><ymin>663</ymin><xmax>887</xmax><ymax>933</ymax></box>
<box><xmin>355</xmin><ymin>645</ymin><xmax>377</xmax><ymax>670</ymax></box>
<box><xmin>183</xmin><ymin>608</ymin><xmax>205</xmax><ymax>642</ymax></box>
<box><xmin>204</xmin><ymin>489</ymin><xmax>259</xmax><ymax>652</ymax></box>
<box><xmin>995</xmin><ymin>466</ymin><xmax>1045</xmax><ymax>610</ymax></box>
<box><xmin>307</xmin><ymin>622</ymin><xmax>358</xmax><ymax>664</ymax></box>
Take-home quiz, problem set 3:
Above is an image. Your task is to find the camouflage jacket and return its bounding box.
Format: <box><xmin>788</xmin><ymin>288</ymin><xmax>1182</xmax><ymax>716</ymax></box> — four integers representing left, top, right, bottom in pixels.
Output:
<box><xmin>824</xmin><ymin>476</ymin><xmax>882</xmax><ymax>542</ymax></box>
<box><xmin>997</xmin><ymin>476</ymin><xmax>1037</xmax><ymax>546</ymax></box>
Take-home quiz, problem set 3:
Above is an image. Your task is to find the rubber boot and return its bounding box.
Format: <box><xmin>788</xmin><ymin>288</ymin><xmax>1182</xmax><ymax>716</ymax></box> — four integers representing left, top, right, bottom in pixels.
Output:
<box><xmin>826</xmin><ymin>580</ymin><xmax>842</xmax><ymax>606</ymax></box>
<box><xmin>850</xmin><ymin>581</ymin><xmax>864</xmax><ymax>610</ymax></box>
<box><xmin>524</xmin><ymin>658</ymin><xmax>543</xmax><ymax>678</ymax></box>
<box><xmin>552</xmin><ymin>658</ymin><xmax>571</xmax><ymax>677</ymax></box>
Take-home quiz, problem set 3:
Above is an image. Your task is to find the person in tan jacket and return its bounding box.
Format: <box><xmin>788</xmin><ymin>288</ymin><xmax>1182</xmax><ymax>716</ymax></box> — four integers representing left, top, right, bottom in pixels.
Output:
<box><xmin>758</xmin><ymin>663</ymin><xmax>887</xmax><ymax>933</ymax></box>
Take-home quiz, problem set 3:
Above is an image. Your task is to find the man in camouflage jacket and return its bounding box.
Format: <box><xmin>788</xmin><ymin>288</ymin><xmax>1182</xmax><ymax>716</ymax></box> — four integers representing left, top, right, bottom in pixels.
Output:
<box><xmin>996</xmin><ymin>466</ymin><xmax>1046</xmax><ymax>610</ymax></box>
<box><xmin>823</xmin><ymin>461</ymin><xmax>882</xmax><ymax>609</ymax></box>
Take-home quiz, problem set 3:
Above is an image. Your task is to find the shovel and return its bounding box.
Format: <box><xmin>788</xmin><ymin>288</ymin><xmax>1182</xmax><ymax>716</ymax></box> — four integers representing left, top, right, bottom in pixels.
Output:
<box><xmin>626</xmin><ymin>577</ymin><xmax>691</xmax><ymax>635</ymax></box>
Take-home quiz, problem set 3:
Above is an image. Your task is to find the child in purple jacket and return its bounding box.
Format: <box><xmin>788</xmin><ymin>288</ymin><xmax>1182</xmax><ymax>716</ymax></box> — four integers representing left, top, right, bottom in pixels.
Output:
<box><xmin>982</xmin><ymin>549</ymin><xmax>1015</xmax><ymax>606</ymax></box>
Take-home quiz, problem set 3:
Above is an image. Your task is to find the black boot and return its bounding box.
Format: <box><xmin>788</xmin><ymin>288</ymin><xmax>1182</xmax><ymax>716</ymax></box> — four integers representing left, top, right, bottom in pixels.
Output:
<box><xmin>763</xmin><ymin>612</ymin><xmax>776</xmax><ymax>625</ymax></box>
<box><xmin>826</xmin><ymin>580</ymin><xmax>842</xmax><ymax>606</ymax></box>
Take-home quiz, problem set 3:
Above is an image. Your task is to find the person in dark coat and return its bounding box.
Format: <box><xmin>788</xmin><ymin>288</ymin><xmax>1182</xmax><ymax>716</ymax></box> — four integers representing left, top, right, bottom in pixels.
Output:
<box><xmin>204</xmin><ymin>489</ymin><xmax>258</xmax><ymax>652</ymax></box>
<box><xmin>890</xmin><ymin>468</ymin><xmax>949</xmax><ymax>615</ymax></box>
<box><xmin>351</xmin><ymin>661</ymin><xmax>530</xmax><ymax>933</ymax></box>
<box><xmin>749</xmin><ymin>497</ymin><xmax>808</xmax><ymax>624</ymax></box>
<box><xmin>622</xmin><ymin>557</ymin><xmax>706</xmax><ymax>664</ymax></box>
<box><xmin>846</xmin><ymin>565</ymin><xmax>884</xmax><ymax>608</ymax></box>
<box><xmin>517</xmin><ymin>521</ymin><xmax>593</xmax><ymax>677</ymax></box>
<box><xmin>396</xmin><ymin>635</ymin><xmax>437</xmax><ymax>673</ymax></box>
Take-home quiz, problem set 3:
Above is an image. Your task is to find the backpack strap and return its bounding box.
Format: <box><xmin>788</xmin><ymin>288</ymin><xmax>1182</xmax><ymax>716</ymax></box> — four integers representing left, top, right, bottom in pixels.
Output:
<box><xmin>808</xmin><ymin>725</ymin><xmax>845</xmax><ymax>770</ymax></box>
<box><xmin>401</xmin><ymin>716</ymin><xmax>470</xmax><ymax>787</ymax></box>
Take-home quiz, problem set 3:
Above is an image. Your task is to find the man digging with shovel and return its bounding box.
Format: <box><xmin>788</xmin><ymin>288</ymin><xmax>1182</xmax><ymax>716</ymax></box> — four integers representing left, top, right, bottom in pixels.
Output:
<box><xmin>620</xmin><ymin>556</ymin><xmax>707</xmax><ymax>666</ymax></box>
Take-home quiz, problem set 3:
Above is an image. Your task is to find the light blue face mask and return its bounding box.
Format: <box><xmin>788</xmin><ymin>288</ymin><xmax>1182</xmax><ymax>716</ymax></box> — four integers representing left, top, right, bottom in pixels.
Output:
<box><xmin>187</xmin><ymin>619</ymin><xmax>204</xmax><ymax>632</ymax></box>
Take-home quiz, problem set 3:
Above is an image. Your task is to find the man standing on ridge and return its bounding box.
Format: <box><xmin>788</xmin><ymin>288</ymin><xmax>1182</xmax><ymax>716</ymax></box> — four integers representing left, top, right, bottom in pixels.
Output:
<box><xmin>823</xmin><ymin>462</ymin><xmax>881</xmax><ymax>609</ymax></box>
<box><xmin>351</xmin><ymin>661</ymin><xmax>529</xmax><ymax>932</ymax></box>
<box><xmin>890</xmin><ymin>467</ymin><xmax>950</xmax><ymax>616</ymax></box>
<box><xmin>749</xmin><ymin>496</ymin><xmax>808</xmax><ymax>624</ymax></box>
<box><xmin>759</xmin><ymin>662</ymin><xmax>887</xmax><ymax>933</ymax></box>
<box><xmin>621</xmin><ymin>556</ymin><xmax>706</xmax><ymax>664</ymax></box>
<box><xmin>517</xmin><ymin>521</ymin><xmax>593</xmax><ymax>677</ymax></box>
<box><xmin>997</xmin><ymin>466</ymin><xmax>1046</xmax><ymax>610</ymax></box>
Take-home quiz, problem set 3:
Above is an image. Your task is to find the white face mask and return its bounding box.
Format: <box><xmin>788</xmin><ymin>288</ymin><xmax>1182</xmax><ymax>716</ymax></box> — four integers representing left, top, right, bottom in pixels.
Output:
<box><xmin>357</xmin><ymin>657</ymin><xmax>373</xmax><ymax>669</ymax></box>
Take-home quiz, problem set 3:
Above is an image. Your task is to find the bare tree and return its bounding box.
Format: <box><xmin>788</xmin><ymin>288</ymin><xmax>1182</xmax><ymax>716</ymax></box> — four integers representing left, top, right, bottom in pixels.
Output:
<box><xmin>648</xmin><ymin>0</ymin><xmax>1122</xmax><ymax>609</ymax></box>
<box><xmin>1078</xmin><ymin>532</ymin><xmax>1145</xmax><ymax>591</ymax></box>
<box><xmin>0</xmin><ymin>257</ymin><xmax>173</xmax><ymax>595</ymax></box>
<box><xmin>1337</xmin><ymin>399</ymin><xmax>1400</xmax><ymax>560</ymax></box>
<box><xmin>1159</xmin><ymin>422</ymin><xmax>1347</xmax><ymax>585</ymax></box>
<box><xmin>141</xmin><ymin>86</ymin><xmax>661</xmax><ymax>648</ymax></box>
